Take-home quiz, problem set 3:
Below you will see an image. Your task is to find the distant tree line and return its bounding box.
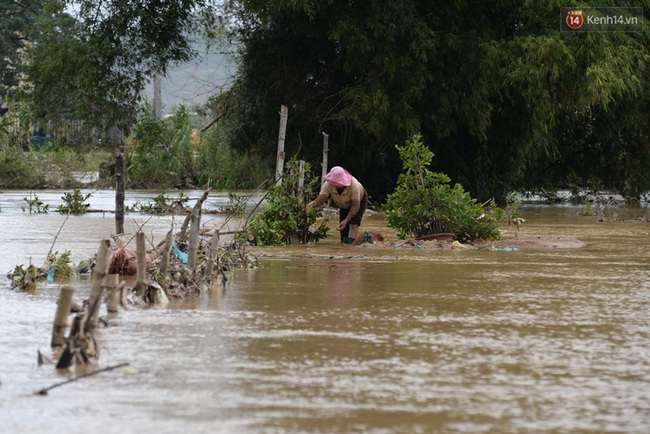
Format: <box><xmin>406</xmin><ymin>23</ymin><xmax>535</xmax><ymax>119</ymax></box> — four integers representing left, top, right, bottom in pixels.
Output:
<box><xmin>1</xmin><ymin>0</ymin><xmax>648</xmax><ymax>201</ymax></box>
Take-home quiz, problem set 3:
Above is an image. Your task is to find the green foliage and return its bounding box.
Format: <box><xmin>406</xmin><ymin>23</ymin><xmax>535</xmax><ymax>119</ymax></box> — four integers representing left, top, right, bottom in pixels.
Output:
<box><xmin>0</xmin><ymin>0</ymin><xmax>43</xmax><ymax>99</ymax></box>
<box><xmin>129</xmin><ymin>192</ymin><xmax>190</xmax><ymax>214</ymax></box>
<box><xmin>383</xmin><ymin>134</ymin><xmax>500</xmax><ymax>242</ymax></box>
<box><xmin>127</xmin><ymin>102</ymin><xmax>197</xmax><ymax>188</ymax></box>
<box><xmin>194</xmin><ymin>108</ymin><xmax>272</xmax><ymax>189</ymax></box>
<box><xmin>224</xmin><ymin>0</ymin><xmax>650</xmax><ymax>201</ymax></box>
<box><xmin>221</xmin><ymin>192</ymin><xmax>249</xmax><ymax>214</ymax></box>
<box><xmin>19</xmin><ymin>0</ymin><xmax>213</xmax><ymax>134</ymax></box>
<box><xmin>22</xmin><ymin>193</ymin><xmax>50</xmax><ymax>214</ymax></box>
<box><xmin>244</xmin><ymin>159</ymin><xmax>329</xmax><ymax>245</ymax></box>
<box><xmin>7</xmin><ymin>264</ymin><xmax>44</xmax><ymax>291</ymax></box>
<box><xmin>0</xmin><ymin>148</ymin><xmax>46</xmax><ymax>188</ymax></box>
<box><xmin>57</xmin><ymin>189</ymin><xmax>91</xmax><ymax>215</ymax></box>
<box><xmin>46</xmin><ymin>250</ymin><xmax>75</xmax><ymax>278</ymax></box>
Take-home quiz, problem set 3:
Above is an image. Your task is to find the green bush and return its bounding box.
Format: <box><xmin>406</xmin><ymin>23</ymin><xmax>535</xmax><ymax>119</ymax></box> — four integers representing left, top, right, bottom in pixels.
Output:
<box><xmin>244</xmin><ymin>160</ymin><xmax>329</xmax><ymax>245</ymax></box>
<box><xmin>194</xmin><ymin>120</ymin><xmax>271</xmax><ymax>189</ymax></box>
<box><xmin>383</xmin><ymin>134</ymin><xmax>500</xmax><ymax>242</ymax></box>
<box><xmin>0</xmin><ymin>148</ymin><xmax>46</xmax><ymax>188</ymax></box>
<box><xmin>126</xmin><ymin>102</ymin><xmax>196</xmax><ymax>188</ymax></box>
<box><xmin>57</xmin><ymin>189</ymin><xmax>91</xmax><ymax>215</ymax></box>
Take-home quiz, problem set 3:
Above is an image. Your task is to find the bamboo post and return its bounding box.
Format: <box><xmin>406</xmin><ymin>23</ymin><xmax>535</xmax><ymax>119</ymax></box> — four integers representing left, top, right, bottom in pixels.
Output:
<box><xmin>321</xmin><ymin>132</ymin><xmax>329</xmax><ymax>186</ymax></box>
<box><xmin>187</xmin><ymin>207</ymin><xmax>200</xmax><ymax>268</ymax></box>
<box><xmin>51</xmin><ymin>286</ymin><xmax>74</xmax><ymax>347</ymax></box>
<box><xmin>275</xmin><ymin>105</ymin><xmax>288</xmax><ymax>182</ymax></box>
<box><xmin>160</xmin><ymin>227</ymin><xmax>174</xmax><ymax>275</ymax></box>
<box><xmin>89</xmin><ymin>239</ymin><xmax>112</xmax><ymax>328</ymax></box>
<box><xmin>135</xmin><ymin>231</ymin><xmax>146</xmax><ymax>296</ymax></box>
<box><xmin>115</xmin><ymin>151</ymin><xmax>125</xmax><ymax>235</ymax></box>
<box><xmin>106</xmin><ymin>274</ymin><xmax>121</xmax><ymax>313</ymax></box>
<box><xmin>205</xmin><ymin>230</ymin><xmax>220</xmax><ymax>281</ymax></box>
<box><xmin>298</xmin><ymin>160</ymin><xmax>305</xmax><ymax>196</ymax></box>
<box><xmin>176</xmin><ymin>189</ymin><xmax>210</xmax><ymax>244</ymax></box>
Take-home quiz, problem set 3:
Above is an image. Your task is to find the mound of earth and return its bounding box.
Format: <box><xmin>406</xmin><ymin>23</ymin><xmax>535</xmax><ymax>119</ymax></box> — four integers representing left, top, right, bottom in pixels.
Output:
<box><xmin>354</xmin><ymin>233</ymin><xmax>586</xmax><ymax>250</ymax></box>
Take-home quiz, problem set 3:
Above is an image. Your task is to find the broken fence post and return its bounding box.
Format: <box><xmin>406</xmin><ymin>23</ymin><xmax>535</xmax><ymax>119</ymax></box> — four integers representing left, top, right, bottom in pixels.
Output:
<box><xmin>51</xmin><ymin>286</ymin><xmax>74</xmax><ymax>348</ymax></box>
<box><xmin>187</xmin><ymin>207</ymin><xmax>200</xmax><ymax>269</ymax></box>
<box><xmin>89</xmin><ymin>239</ymin><xmax>112</xmax><ymax>328</ymax></box>
<box><xmin>205</xmin><ymin>230</ymin><xmax>220</xmax><ymax>281</ymax></box>
<box><xmin>135</xmin><ymin>231</ymin><xmax>146</xmax><ymax>296</ymax></box>
<box><xmin>106</xmin><ymin>274</ymin><xmax>121</xmax><ymax>313</ymax></box>
<box><xmin>115</xmin><ymin>152</ymin><xmax>125</xmax><ymax>235</ymax></box>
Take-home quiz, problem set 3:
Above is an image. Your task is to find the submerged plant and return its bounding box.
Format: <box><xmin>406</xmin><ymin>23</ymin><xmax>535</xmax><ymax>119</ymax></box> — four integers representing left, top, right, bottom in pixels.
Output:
<box><xmin>7</xmin><ymin>264</ymin><xmax>44</xmax><ymax>291</ymax></box>
<box><xmin>22</xmin><ymin>193</ymin><xmax>49</xmax><ymax>214</ymax></box>
<box><xmin>244</xmin><ymin>159</ymin><xmax>329</xmax><ymax>245</ymax></box>
<box><xmin>383</xmin><ymin>134</ymin><xmax>500</xmax><ymax>242</ymax></box>
<box><xmin>46</xmin><ymin>250</ymin><xmax>75</xmax><ymax>279</ymax></box>
<box><xmin>57</xmin><ymin>189</ymin><xmax>91</xmax><ymax>215</ymax></box>
<box><xmin>129</xmin><ymin>192</ymin><xmax>190</xmax><ymax>214</ymax></box>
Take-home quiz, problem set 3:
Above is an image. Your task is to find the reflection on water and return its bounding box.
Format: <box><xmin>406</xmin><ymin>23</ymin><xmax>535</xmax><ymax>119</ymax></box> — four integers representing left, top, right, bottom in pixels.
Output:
<box><xmin>1</xmin><ymin>191</ymin><xmax>650</xmax><ymax>433</ymax></box>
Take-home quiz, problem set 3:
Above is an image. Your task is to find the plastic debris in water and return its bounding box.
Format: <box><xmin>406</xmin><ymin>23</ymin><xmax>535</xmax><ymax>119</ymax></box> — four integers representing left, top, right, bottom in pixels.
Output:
<box><xmin>172</xmin><ymin>242</ymin><xmax>188</xmax><ymax>264</ymax></box>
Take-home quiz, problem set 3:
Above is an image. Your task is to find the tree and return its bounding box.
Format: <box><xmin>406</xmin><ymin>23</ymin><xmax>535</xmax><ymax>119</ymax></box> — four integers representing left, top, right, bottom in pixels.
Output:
<box><xmin>223</xmin><ymin>0</ymin><xmax>650</xmax><ymax>201</ymax></box>
<box><xmin>20</xmin><ymin>0</ymin><xmax>224</xmax><ymax>138</ymax></box>
<box><xmin>0</xmin><ymin>0</ymin><xmax>43</xmax><ymax>102</ymax></box>
<box><xmin>384</xmin><ymin>134</ymin><xmax>500</xmax><ymax>242</ymax></box>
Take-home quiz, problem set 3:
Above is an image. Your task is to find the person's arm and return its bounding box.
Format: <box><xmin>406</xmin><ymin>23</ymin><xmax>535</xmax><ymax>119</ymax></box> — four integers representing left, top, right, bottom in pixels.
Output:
<box><xmin>307</xmin><ymin>192</ymin><xmax>329</xmax><ymax>212</ymax></box>
<box><xmin>306</xmin><ymin>185</ymin><xmax>331</xmax><ymax>212</ymax></box>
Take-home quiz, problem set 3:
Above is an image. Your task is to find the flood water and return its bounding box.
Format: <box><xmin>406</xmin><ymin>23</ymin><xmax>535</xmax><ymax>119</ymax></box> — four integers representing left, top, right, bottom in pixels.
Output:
<box><xmin>1</xmin><ymin>190</ymin><xmax>650</xmax><ymax>433</ymax></box>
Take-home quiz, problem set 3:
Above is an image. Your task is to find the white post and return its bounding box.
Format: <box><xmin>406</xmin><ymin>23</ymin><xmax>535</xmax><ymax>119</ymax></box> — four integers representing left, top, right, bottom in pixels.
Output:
<box><xmin>321</xmin><ymin>132</ymin><xmax>329</xmax><ymax>186</ymax></box>
<box><xmin>298</xmin><ymin>160</ymin><xmax>305</xmax><ymax>195</ymax></box>
<box><xmin>276</xmin><ymin>105</ymin><xmax>288</xmax><ymax>182</ymax></box>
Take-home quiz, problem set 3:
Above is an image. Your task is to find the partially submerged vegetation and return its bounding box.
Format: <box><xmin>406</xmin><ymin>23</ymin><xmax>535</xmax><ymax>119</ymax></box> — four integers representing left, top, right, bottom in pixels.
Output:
<box><xmin>384</xmin><ymin>135</ymin><xmax>500</xmax><ymax>242</ymax></box>
<box><xmin>243</xmin><ymin>160</ymin><xmax>329</xmax><ymax>245</ymax></box>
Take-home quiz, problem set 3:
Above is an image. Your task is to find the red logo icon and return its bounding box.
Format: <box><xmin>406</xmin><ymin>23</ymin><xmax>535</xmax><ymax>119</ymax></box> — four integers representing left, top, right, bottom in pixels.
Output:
<box><xmin>566</xmin><ymin>10</ymin><xmax>584</xmax><ymax>29</ymax></box>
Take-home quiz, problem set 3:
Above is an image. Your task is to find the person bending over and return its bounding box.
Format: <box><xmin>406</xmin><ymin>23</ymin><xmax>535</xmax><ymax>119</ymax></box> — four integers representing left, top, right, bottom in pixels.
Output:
<box><xmin>306</xmin><ymin>166</ymin><xmax>368</xmax><ymax>243</ymax></box>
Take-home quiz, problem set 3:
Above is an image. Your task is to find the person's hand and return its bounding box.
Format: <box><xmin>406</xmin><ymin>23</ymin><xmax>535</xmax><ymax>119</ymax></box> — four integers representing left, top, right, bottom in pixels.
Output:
<box><xmin>337</xmin><ymin>219</ymin><xmax>349</xmax><ymax>232</ymax></box>
<box><xmin>306</xmin><ymin>201</ymin><xmax>315</xmax><ymax>213</ymax></box>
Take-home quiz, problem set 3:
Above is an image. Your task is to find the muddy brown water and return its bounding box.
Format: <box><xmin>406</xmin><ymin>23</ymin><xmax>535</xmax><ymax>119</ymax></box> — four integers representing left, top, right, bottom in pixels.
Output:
<box><xmin>1</xmin><ymin>190</ymin><xmax>649</xmax><ymax>433</ymax></box>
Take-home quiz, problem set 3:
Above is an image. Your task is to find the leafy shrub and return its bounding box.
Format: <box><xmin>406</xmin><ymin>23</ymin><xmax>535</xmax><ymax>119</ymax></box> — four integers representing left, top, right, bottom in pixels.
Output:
<box><xmin>129</xmin><ymin>192</ymin><xmax>190</xmax><ymax>214</ymax></box>
<box><xmin>383</xmin><ymin>134</ymin><xmax>500</xmax><ymax>242</ymax></box>
<box><xmin>194</xmin><ymin>121</ymin><xmax>271</xmax><ymax>189</ymax></box>
<box><xmin>22</xmin><ymin>193</ymin><xmax>49</xmax><ymax>214</ymax></box>
<box><xmin>0</xmin><ymin>148</ymin><xmax>46</xmax><ymax>188</ymax></box>
<box><xmin>57</xmin><ymin>189</ymin><xmax>91</xmax><ymax>215</ymax></box>
<box><xmin>244</xmin><ymin>160</ymin><xmax>329</xmax><ymax>245</ymax></box>
<box><xmin>126</xmin><ymin>102</ymin><xmax>196</xmax><ymax>188</ymax></box>
<box><xmin>46</xmin><ymin>250</ymin><xmax>75</xmax><ymax>279</ymax></box>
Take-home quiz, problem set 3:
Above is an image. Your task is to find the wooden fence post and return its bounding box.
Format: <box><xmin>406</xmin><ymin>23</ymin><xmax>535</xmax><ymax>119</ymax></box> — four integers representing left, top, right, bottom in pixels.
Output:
<box><xmin>106</xmin><ymin>274</ymin><xmax>121</xmax><ymax>313</ymax></box>
<box><xmin>115</xmin><ymin>151</ymin><xmax>125</xmax><ymax>235</ymax></box>
<box><xmin>298</xmin><ymin>160</ymin><xmax>305</xmax><ymax>196</ymax></box>
<box><xmin>321</xmin><ymin>132</ymin><xmax>329</xmax><ymax>186</ymax></box>
<box><xmin>275</xmin><ymin>105</ymin><xmax>288</xmax><ymax>182</ymax></box>
<box><xmin>89</xmin><ymin>239</ymin><xmax>112</xmax><ymax>327</ymax></box>
<box><xmin>51</xmin><ymin>286</ymin><xmax>74</xmax><ymax>347</ymax></box>
<box><xmin>187</xmin><ymin>207</ymin><xmax>200</xmax><ymax>268</ymax></box>
<box><xmin>160</xmin><ymin>227</ymin><xmax>174</xmax><ymax>275</ymax></box>
<box><xmin>135</xmin><ymin>231</ymin><xmax>146</xmax><ymax>296</ymax></box>
<box><xmin>205</xmin><ymin>230</ymin><xmax>220</xmax><ymax>281</ymax></box>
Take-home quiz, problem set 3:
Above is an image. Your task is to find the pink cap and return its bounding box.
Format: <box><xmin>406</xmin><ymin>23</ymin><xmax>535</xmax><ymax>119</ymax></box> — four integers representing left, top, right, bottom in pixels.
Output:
<box><xmin>323</xmin><ymin>166</ymin><xmax>351</xmax><ymax>187</ymax></box>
